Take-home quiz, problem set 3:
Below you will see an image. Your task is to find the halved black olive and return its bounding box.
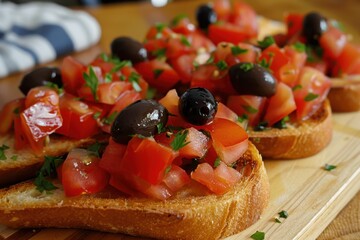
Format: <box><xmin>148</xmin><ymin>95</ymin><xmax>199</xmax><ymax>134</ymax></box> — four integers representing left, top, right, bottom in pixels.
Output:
<box><xmin>196</xmin><ymin>4</ymin><xmax>217</xmax><ymax>30</ymax></box>
<box><xmin>302</xmin><ymin>12</ymin><xmax>328</xmax><ymax>45</ymax></box>
<box><xmin>19</xmin><ymin>67</ymin><xmax>62</xmax><ymax>95</ymax></box>
<box><xmin>110</xmin><ymin>36</ymin><xmax>147</xmax><ymax>64</ymax></box>
<box><xmin>111</xmin><ymin>99</ymin><xmax>168</xmax><ymax>144</ymax></box>
<box><xmin>229</xmin><ymin>63</ymin><xmax>276</xmax><ymax>97</ymax></box>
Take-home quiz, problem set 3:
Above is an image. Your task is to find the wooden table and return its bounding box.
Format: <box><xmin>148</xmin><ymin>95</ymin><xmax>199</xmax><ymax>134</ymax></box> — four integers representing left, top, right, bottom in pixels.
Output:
<box><xmin>0</xmin><ymin>0</ymin><xmax>359</xmax><ymax>239</ymax></box>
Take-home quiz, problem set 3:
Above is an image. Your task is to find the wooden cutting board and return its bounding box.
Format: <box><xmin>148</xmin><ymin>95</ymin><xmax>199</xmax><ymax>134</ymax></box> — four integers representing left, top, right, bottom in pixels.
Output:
<box><xmin>0</xmin><ymin>110</ymin><xmax>359</xmax><ymax>240</ymax></box>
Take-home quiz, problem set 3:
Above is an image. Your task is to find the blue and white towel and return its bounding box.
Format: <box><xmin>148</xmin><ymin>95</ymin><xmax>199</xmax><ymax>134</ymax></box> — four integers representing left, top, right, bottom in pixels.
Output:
<box><xmin>0</xmin><ymin>2</ymin><xmax>101</xmax><ymax>78</ymax></box>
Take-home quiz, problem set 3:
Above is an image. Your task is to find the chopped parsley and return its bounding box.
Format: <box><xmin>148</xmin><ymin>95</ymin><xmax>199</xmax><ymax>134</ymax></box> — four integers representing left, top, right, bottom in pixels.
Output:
<box><xmin>206</xmin><ymin>56</ymin><xmax>215</xmax><ymax>64</ymax></box>
<box><xmin>44</xmin><ymin>82</ymin><xmax>64</xmax><ymax>95</ymax></box>
<box><xmin>293</xmin><ymin>42</ymin><xmax>306</xmax><ymax>52</ymax></box>
<box><xmin>242</xmin><ymin>105</ymin><xmax>258</xmax><ymax>114</ymax></box>
<box><xmin>213</xmin><ymin>157</ymin><xmax>221</xmax><ymax>168</ymax></box>
<box><xmin>153</xmin><ymin>69</ymin><xmax>164</xmax><ymax>79</ymax></box>
<box><xmin>231</xmin><ymin>46</ymin><xmax>248</xmax><ymax>55</ymax></box>
<box><xmin>170</xmin><ymin>130</ymin><xmax>190</xmax><ymax>151</ymax></box>
<box><xmin>237</xmin><ymin>114</ymin><xmax>248</xmax><ymax>123</ymax></box>
<box><xmin>111</xmin><ymin>60</ymin><xmax>131</xmax><ymax>73</ymax></box>
<box><xmin>254</xmin><ymin>121</ymin><xmax>268</xmax><ymax>131</ymax></box>
<box><xmin>152</xmin><ymin>48</ymin><xmax>167</xmax><ymax>58</ymax></box>
<box><xmin>104</xmin><ymin>73</ymin><xmax>113</xmax><ymax>83</ymax></box>
<box><xmin>275</xmin><ymin>217</ymin><xmax>282</xmax><ymax>223</ymax></box>
<box><xmin>240</xmin><ymin>62</ymin><xmax>254</xmax><ymax>72</ymax></box>
<box><xmin>103</xmin><ymin>111</ymin><xmax>118</xmax><ymax>125</ymax></box>
<box><xmin>146</xmin><ymin>87</ymin><xmax>157</xmax><ymax>99</ymax></box>
<box><xmin>164</xmin><ymin>165</ymin><xmax>172</xmax><ymax>174</ymax></box>
<box><xmin>83</xmin><ymin>66</ymin><xmax>99</xmax><ymax>101</ymax></box>
<box><xmin>128</xmin><ymin>72</ymin><xmax>142</xmax><ymax>92</ymax></box>
<box><xmin>250</xmin><ymin>231</ymin><xmax>265</xmax><ymax>240</ymax></box>
<box><xmin>155</xmin><ymin>23</ymin><xmax>167</xmax><ymax>39</ymax></box>
<box><xmin>274</xmin><ymin>116</ymin><xmax>290</xmax><ymax>129</ymax></box>
<box><xmin>93</xmin><ymin>112</ymin><xmax>101</xmax><ymax>120</ymax></box>
<box><xmin>304</xmin><ymin>93</ymin><xmax>319</xmax><ymax>102</ymax></box>
<box><xmin>324</xmin><ymin>164</ymin><xmax>337</xmax><ymax>171</ymax></box>
<box><xmin>87</xmin><ymin>142</ymin><xmax>106</xmax><ymax>158</ymax></box>
<box><xmin>157</xmin><ymin>122</ymin><xmax>166</xmax><ymax>134</ymax></box>
<box><xmin>34</xmin><ymin>156</ymin><xmax>65</xmax><ymax>193</ymax></box>
<box><xmin>180</xmin><ymin>35</ymin><xmax>191</xmax><ymax>47</ymax></box>
<box><xmin>258</xmin><ymin>58</ymin><xmax>270</xmax><ymax>69</ymax></box>
<box><xmin>292</xmin><ymin>84</ymin><xmax>302</xmax><ymax>91</ymax></box>
<box><xmin>0</xmin><ymin>144</ymin><xmax>10</xmax><ymax>160</ymax></box>
<box><xmin>216</xmin><ymin>60</ymin><xmax>228</xmax><ymax>71</ymax></box>
<box><xmin>170</xmin><ymin>14</ymin><xmax>187</xmax><ymax>26</ymax></box>
<box><xmin>13</xmin><ymin>107</ymin><xmax>20</xmax><ymax>115</ymax></box>
<box><xmin>258</xmin><ymin>36</ymin><xmax>275</xmax><ymax>49</ymax></box>
<box><xmin>11</xmin><ymin>155</ymin><xmax>18</xmax><ymax>161</ymax></box>
<box><xmin>278</xmin><ymin>210</ymin><xmax>289</xmax><ymax>219</ymax></box>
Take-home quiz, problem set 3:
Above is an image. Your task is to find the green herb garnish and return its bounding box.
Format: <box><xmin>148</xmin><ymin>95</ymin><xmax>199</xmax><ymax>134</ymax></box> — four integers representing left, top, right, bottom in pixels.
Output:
<box><xmin>278</xmin><ymin>210</ymin><xmax>289</xmax><ymax>219</ymax></box>
<box><xmin>237</xmin><ymin>114</ymin><xmax>248</xmax><ymax>123</ymax></box>
<box><xmin>128</xmin><ymin>72</ymin><xmax>142</xmax><ymax>92</ymax></box>
<box><xmin>292</xmin><ymin>84</ymin><xmax>303</xmax><ymax>91</ymax></box>
<box><xmin>206</xmin><ymin>56</ymin><xmax>214</xmax><ymax>64</ymax></box>
<box><xmin>146</xmin><ymin>87</ymin><xmax>157</xmax><ymax>99</ymax></box>
<box><xmin>213</xmin><ymin>157</ymin><xmax>221</xmax><ymax>168</ymax></box>
<box><xmin>164</xmin><ymin>165</ymin><xmax>172</xmax><ymax>174</ymax></box>
<box><xmin>293</xmin><ymin>42</ymin><xmax>306</xmax><ymax>52</ymax></box>
<box><xmin>274</xmin><ymin>116</ymin><xmax>290</xmax><ymax>129</ymax></box>
<box><xmin>231</xmin><ymin>46</ymin><xmax>248</xmax><ymax>55</ymax></box>
<box><xmin>180</xmin><ymin>35</ymin><xmax>191</xmax><ymax>47</ymax></box>
<box><xmin>11</xmin><ymin>155</ymin><xmax>18</xmax><ymax>161</ymax></box>
<box><xmin>93</xmin><ymin>112</ymin><xmax>101</xmax><ymax>120</ymax></box>
<box><xmin>103</xmin><ymin>111</ymin><xmax>118</xmax><ymax>125</ymax></box>
<box><xmin>153</xmin><ymin>69</ymin><xmax>164</xmax><ymax>79</ymax></box>
<box><xmin>170</xmin><ymin>130</ymin><xmax>190</xmax><ymax>151</ymax></box>
<box><xmin>0</xmin><ymin>144</ymin><xmax>10</xmax><ymax>160</ymax></box>
<box><xmin>254</xmin><ymin>121</ymin><xmax>268</xmax><ymax>131</ymax></box>
<box><xmin>304</xmin><ymin>93</ymin><xmax>319</xmax><ymax>102</ymax></box>
<box><xmin>44</xmin><ymin>82</ymin><xmax>64</xmax><ymax>95</ymax></box>
<box><xmin>240</xmin><ymin>62</ymin><xmax>254</xmax><ymax>72</ymax></box>
<box><xmin>87</xmin><ymin>142</ymin><xmax>105</xmax><ymax>158</ymax></box>
<box><xmin>171</xmin><ymin>14</ymin><xmax>187</xmax><ymax>26</ymax></box>
<box><xmin>242</xmin><ymin>105</ymin><xmax>258</xmax><ymax>114</ymax></box>
<box><xmin>152</xmin><ymin>48</ymin><xmax>167</xmax><ymax>58</ymax></box>
<box><xmin>83</xmin><ymin>66</ymin><xmax>99</xmax><ymax>101</ymax></box>
<box><xmin>275</xmin><ymin>217</ymin><xmax>282</xmax><ymax>223</ymax></box>
<box><xmin>157</xmin><ymin>122</ymin><xmax>166</xmax><ymax>134</ymax></box>
<box><xmin>258</xmin><ymin>58</ymin><xmax>270</xmax><ymax>69</ymax></box>
<box><xmin>34</xmin><ymin>156</ymin><xmax>65</xmax><ymax>192</ymax></box>
<box><xmin>258</xmin><ymin>36</ymin><xmax>275</xmax><ymax>49</ymax></box>
<box><xmin>216</xmin><ymin>60</ymin><xmax>228</xmax><ymax>71</ymax></box>
<box><xmin>324</xmin><ymin>164</ymin><xmax>337</xmax><ymax>171</ymax></box>
<box><xmin>13</xmin><ymin>107</ymin><xmax>20</xmax><ymax>115</ymax></box>
<box><xmin>250</xmin><ymin>231</ymin><xmax>265</xmax><ymax>240</ymax></box>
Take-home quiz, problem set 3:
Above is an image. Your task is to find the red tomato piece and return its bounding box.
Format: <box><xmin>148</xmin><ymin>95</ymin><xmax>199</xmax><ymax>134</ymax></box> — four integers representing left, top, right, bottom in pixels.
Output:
<box><xmin>208</xmin><ymin>22</ymin><xmax>253</xmax><ymax>45</ymax></box>
<box><xmin>61</xmin><ymin>56</ymin><xmax>86</xmax><ymax>95</ymax></box>
<box><xmin>134</xmin><ymin>59</ymin><xmax>180</xmax><ymax>93</ymax></box>
<box><xmin>98</xmin><ymin>81</ymin><xmax>133</xmax><ymax>105</ymax></box>
<box><xmin>263</xmin><ymin>82</ymin><xmax>296</xmax><ymax>126</ymax></box>
<box><xmin>25</xmin><ymin>86</ymin><xmax>59</xmax><ymax>108</ymax></box>
<box><xmin>293</xmin><ymin>67</ymin><xmax>331</xmax><ymax>120</ymax></box>
<box><xmin>204</xmin><ymin>118</ymin><xmax>248</xmax><ymax>165</ymax></box>
<box><xmin>100</xmin><ymin>138</ymin><xmax>127</xmax><ymax>174</ymax></box>
<box><xmin>170</xmin><ymin>16</ymin><xmax>196</xmax><ymax>35</ymax></box>
<box><xmin>285</xmin><ymin>13</ymin><xmax>304</xmax><ymax>39</ymax></box>
<box><xmin>332</xmin><ymin>43</ymin><xmax>360</xmax><ymax>76</ymax></box>
<box><xmin>0</xmin><ymin>98</ymin><xmax>24</xmax><ymax>134</ymax></box>
<box><xmin>61</xmin><ymin>148</ymin><xmax>109</xmax><ymax>197</ymax></box>
<box><xmin>213</xmin><ymin>0</ymin><xmax>231</xmax><ymax>21</ymax></box>
<box><xmin>118</xmin><ymin>137</ymin><xmax>177</xmax><ymax>185</ymax></box>
<box><xmin>214</xmin><ymin>161</ymin><xmax>241</xmax><ymax>187</ymax></box>
<box><xmin>180</xmin><ymin>127</ymin><xmax>210</xmax><ymax>159</ymax></box>
<box><xmin>228</xmin><ymin>1</ymin><xmax>258</xmax><ymax>38</ymax></box>
<box><xmin>319</xmin><ymin>26</ymin><xmax>347</xmax><ymax>60</ymax></box>
<box><xmin>259</xmin><ymin>44</ymin><xmax>290</xmax><ymax>80</ymax></box>
<box><xmin>170</xmin><ymin>53</ymin><xmax>197</xmax><ymax>84</ymax></box>
<box><xmin>215</xmin><ymin>102</ymin><xmax>238</xmax><ymax>123</ymax></box>
<box><xmin>226</xmin><ymin>95</ymin><xmax>267</xmax><ymax>126</ymax></box>
<box><xmin>162</xmin><ymin>165</ymin><xmax>190</xmax><ymax>192</ymax></box>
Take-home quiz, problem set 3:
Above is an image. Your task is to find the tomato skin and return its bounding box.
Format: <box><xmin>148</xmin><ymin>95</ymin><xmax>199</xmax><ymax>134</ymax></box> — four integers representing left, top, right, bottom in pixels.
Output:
<box><xmin>204</xmin><ymin>118</ymin><xmax>248</xmax><ymax>165</ymax></box>
<box><xmin>226</xmin><ymin>95</ymin><xmax>267</xmax><ymax>126</ymax></box>
<box><xmin>285</xmin><ymin>13</ymin><xmax>304</xmax><ymax>39</ymax></box>
<box><xmin>97</xmin><ymin>81</ymin><xmax>133</xmax><ymax>105</ymax></box>
<box><xmin>100</xmin><ymin>138</ymin><xmax>127</xmax><ymax>174</ymax></box>
<box><xmin>319</xmin><ymin>26</ymin><xmax>347</xmax><ymax>60</ymax></box>
<box><xmin>208</xmin><ymin>23</ymin><xmax>252</xmax><ymax>45</ymax></box>
<box><xmin>170</xmin><ymin>16</ymin><xmax>196</xmax><ymax>35</ymax></box>
<box><xmin>55</xmin><ymin>94</ymin><xmax>101</xmax><ymax>139</ymax></box>
<box><xmin>228</xmin><ymin>1</ymin><xmax>258</xmax><ymax>37</ymax></box>
<box><xmin>332</xmin><ymin>43</ymin><xmax>360</xmax><ymax>76</ymax></box>
<box><xmin>162</xmin><ymin>165</ymin><xmax>190</xmax><ymax>192</ymax></box>
<box><xmin>61</xmin><ymin>56</ymin><xmax>86</xmax><ymax>95</ymax></box>
<box><xmin>0</xmin><ymin>99</ymin><xmax>24</xmax><ymax>134</ymax></box>
<box><xmin>118</xmin><ymin>137</ymin><xmax>177</xmax><ymax>185</ymax></box>
<box><xmin>25</xmin><ymin>87</ymin><xmax>59</xmax><ymax>108</ymax></box>
<box><xmin>263</xmin><ymin>82</ymin><xmax>296</xmax><ymax>126</ymax></box>
<box><xmin>293</xmin><ymin>67</ymin><xmax>331</xmax><ymax>120</ymax></box>
<box><xmin>134</xmin><ymin>60</ymin><xmax>180</xmax><ymax>93</ymax></box>
<box><xmin>61</xmin><ymin>148</ymin><xmax>109</xmax><ymax>197</ymax></box>
<box><xmin>170</xmin><ymin>53</ymin><xmax>196</xmax><ymax>84</ymax></box>
<box><xmin>215</xmin><ymin>102</ymin><xmax>238</xmax><ymax>123</ymax></box>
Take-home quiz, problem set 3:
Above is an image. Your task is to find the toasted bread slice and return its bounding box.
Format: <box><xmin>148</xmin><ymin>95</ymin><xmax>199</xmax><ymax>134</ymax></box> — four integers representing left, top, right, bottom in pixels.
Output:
<box><xmin>0</xmin><ymin>142</ymin><xmax>269</xmax><ymax>240</ymax></box>
<box><xmin>328</xmin><ymin>81</ymin><xmax>360</xmax><ymax>112</ymax></box>
<box><xmin>0</xmin><ymin>134</ymin><xmax>106</xmax><ymax>187</ymax></box>
<box><xmin>248</xmin><ymin>99</ymin><xmax>332</xmax><ymax>159</ymax></box>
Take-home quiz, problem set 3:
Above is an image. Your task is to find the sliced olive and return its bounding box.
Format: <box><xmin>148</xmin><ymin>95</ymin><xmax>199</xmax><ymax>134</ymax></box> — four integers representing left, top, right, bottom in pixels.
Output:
<box><xmin>196</xmin><ymin>4</ymin><xmax>217</xmax><ymax>30</ymax></box>
<box><xmin>178</xmin><ymin>87</ymin><xmax>217</xmax><ymax>126</ymax></box>
<box><xmin>229</xmin><ymin>63</ymin><xmax>276</xmax><ymax>97</ymax></box>
<box><xmin>302</xmin><ymin>12</ymin><xmax>328</xmax><ymax>45</ymax></box>
<box><xmin>19</xmin><ymin>67</ymin><xmax>62</xmax><ymax>95</ymax></box>
<box><xmin>111</xmin><ymin>99</ymin><xmax>168</xmax><ymax>144</ymax></box>
<box><xmin>110</xmin><ymin>36</ymin><xmax>147</xmax><ymax>64</ymax></box>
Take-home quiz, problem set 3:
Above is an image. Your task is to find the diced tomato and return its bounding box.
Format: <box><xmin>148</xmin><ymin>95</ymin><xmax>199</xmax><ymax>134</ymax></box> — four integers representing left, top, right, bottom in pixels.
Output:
<box><xmin>98</xmin><ymin>81</ymin><xmax>133</xmax><ymax>105</ymax></box>
<box><xmin>285</xmin><ymin>13</ymin><xmax>304</xmax><ymax>39</ymax></box>
<box><xmin>118</xmin><ymin>137</ymin><xmax>177</xmax><ymax>185</ymax></box>
<box><xmin>61</xmin><ymin>148</ymin><xmax>109</xmax><ymax>197</ymax></box>
<box><xmin>100</xmin><ymin>138</ymin><xmax>127</xmax><ymax>174</ymax></box>
<box><xmin>208</xmin><ymin>22</ymin><xmax>253</xmax><ymax>45</ymax></box>
<box><xmin>214</xmin><ymin>161</ymin><xmax>241</xmax><ymax>186</ymax></box>
<box><xmin>158</xmin><ymin>89</ymin><xmax>189</xmax><ymax>127</ymax></box>
<box><xmin>213</xmin><ymin>0</ymin><xmax>231</xmax><ymax>21</ymax></box>
<box><xmin>331</xmin><ymin>43</ymin><xmax>360</xmax><ymax>76</ymax></box>
<box><xmin>145</xmin><ymin>24</ymin><xmax>174</xmax><ymax>40</ymax></box>
<box><xmin>226</xmin><ymin>95</ymin><xmax>267</xmax><ymax>126</ymax></box>
<box><xmin>228</xmin><ymin>1</ymin><xmax>258</xmax><ymax>38</ymax></box>
<box><xmin>213</xmin><ymin>42</ymin><xmax>259</xmax><ymax>66</ymax></box>
<box><xmin>25</xmin><ymin>87</ymin><xmax>59</xmax><ymax>108</ymax></box>
<box><xmin>134</xmin><ymin>59</ymin><xmax>181</xmax><ymax>93</ymax></box>
<box><xmin>61</xmin><ymin>56</ymin><xmax>86</xmax><ymax>95</ymax></box>
<box><xmin>215</xmin><ymin>102</ymin><xmax>238</xmax><ymax>123</ymax></box>
<box><xmin>120</xmin><ymin>66</ymin><xmax>149</xmax><ymax>98</ymax></box>
<box><xmin>166</xmin><ymin>36</ymin><xmax>193</xmax><ymax>60</ymax></box>
<box><xmin>162</xmin><ymin>165</ymin><xmax>190</xmax><ymax>192</ymax></box>
<box><xmin>170</xmin><ymin>15</ymin><xmax>196</xmax><ymax>35</ymax></box>
<box><xmin>258</xmin><ymin>44</ymin><xmax>290</xmax><ymax>80</ymax></box>
<box><xmin>0</xmin><ymin>99</ymin><xmax>24</xmax><ymax>134</ymax></box>
<box><xmin>170</xmin><ymin>53</ymin><xmax>197</xmax><ymax>84</ymax></box>
<box><xmin>180</xmin><ymin>127</ymin><xmax>209</xmax><ymax>159</ymax></box>
<box><xmin>263</xmin><ymin>82</ymin><xmax>296</xmax><ymax>126</ymax></box>
<box><xmin>107</xmin><ymin>90</ymin><xmax>142</xmax><ymax>120</ymax></box>
<box><xmin>14</xmin><ymin>114</ymin><xmax>29</xmax><ymax>150</ymax></box>
<box><xmin>204</xmin><ymin>118</ymin><xmax>248</xmax><ymax>165</ymax></box>
<box><xmin>293</xmin><ymin>67</ymin><xmax>331</xmax><ymax>120</ymax></box>
<box><xmin>319</xmin><ymin>26</ymin><xmax>347</xmax><ymax>60</ymax></box>
<box><xmin>280</xmin><ymin>45</ymin><xmax>307</xmax><ymax>87</ymax></box>
<box><xmin>56</xmin><ymin>94</ymin><xmax>101</xmax><ymax>139</ymax></box>
<box><xmin>187</xmin><ymin>31</ymin><xmax>216</xmax><ymax>52</ymax></box>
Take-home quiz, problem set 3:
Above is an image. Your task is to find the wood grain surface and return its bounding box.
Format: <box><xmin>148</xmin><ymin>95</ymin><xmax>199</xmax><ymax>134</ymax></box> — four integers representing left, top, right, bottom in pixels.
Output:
<box><xmin>0</xmin><ymin>0</ymin><xmax>359</xmax><ymax>239</ymax></box>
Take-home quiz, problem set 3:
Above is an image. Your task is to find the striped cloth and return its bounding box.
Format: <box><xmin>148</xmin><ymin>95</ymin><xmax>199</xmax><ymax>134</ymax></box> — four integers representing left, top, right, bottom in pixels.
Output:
<box><xmin>0</xmin><ymin>2</ymin><xmax>101</xmax><ymax>78</ymax></box>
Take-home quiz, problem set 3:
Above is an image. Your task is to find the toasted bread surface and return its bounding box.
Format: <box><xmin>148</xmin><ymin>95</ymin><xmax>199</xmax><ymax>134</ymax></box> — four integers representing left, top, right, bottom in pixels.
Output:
<box><xmin>0</xmin><ymin>142</ymin><xmax>269</xmax><ymax>240</ymax></box>
<box><xmin>249</xmin><ymin>99</ymin><xmax>332</xmax><ymax>159</ymax></box>
<box><xmin>0</xmin><ymin>133</ymin><xmax>106</xmax><ymax>187</ymax></box>
<box><xmin>328</xmin><ymin>84</ymin><xmax>360</xmax><ymax>112</ymax></box>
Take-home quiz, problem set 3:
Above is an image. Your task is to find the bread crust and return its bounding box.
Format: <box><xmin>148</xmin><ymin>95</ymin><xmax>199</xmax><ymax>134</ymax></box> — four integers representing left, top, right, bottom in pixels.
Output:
<box><xmin>0</xmin><ymin>142</ymin><xmax>269</xmax><ymax>240</ymax></box>
<box><xmin>0</xmin><ymin>134</ymin><xmax>106</xmax><ymax>187</ymax></box>
<box><xmin>249</xmin><ymin>99</ymin><xmax>332</xmax><ymax>159</ymax></box>
<box><xmin>328</xmin><ymin>84</ymin><xmax>360</xmax><ymax>112</ymax></box>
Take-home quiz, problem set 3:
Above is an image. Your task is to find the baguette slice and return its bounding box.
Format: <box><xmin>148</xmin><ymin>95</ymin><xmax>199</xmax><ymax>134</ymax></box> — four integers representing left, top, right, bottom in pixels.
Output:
<box><xmin>328</xmin><ymin>78</ymin><xmax>360</xmax><ymax>112</ymax></box>
<box><xmin>0</xmin><ymin>133</ymin><xmax>107</xmax><ymax>187</ymax></box>
<box><xmin>248</xmin><ymin>99</ymin><xmax>332</xmax><ymax>159</ymax></box>
<box><xmin>0</xmin><ymin>142</ymin><xmax>269</xmax><ymax>240</ymax></box>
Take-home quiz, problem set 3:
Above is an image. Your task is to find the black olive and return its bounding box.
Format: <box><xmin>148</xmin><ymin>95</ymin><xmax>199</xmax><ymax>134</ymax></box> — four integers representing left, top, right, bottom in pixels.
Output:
<box><xmin>110</xmin><ymin>36</ymin><xmax>147</xmax><ymax>64</ymax></box>
<box><xmin>111</xmin><ymin>99</ymin><xmax>168</xmax><ymax>144</ymax></box>
<box><xmin>196</xmin><ymin>4</ymin><xmax>217</xmax><ymax>30</ymax></box>
<box><xmin>302</xmin><ymin>12</ymin><xmax>328</xmax><ymax>45</ymax></box>
<box><xmin>19</xmin><ymin>67</ymin><xmax>62</xmax><ymax>95</ymax></box>
<box><xmin>178</xmin><ymin>87</ymin><xmax>217</xmax><ymax>126</ymax></box>
<box><xmin>229</xmin><ymin>63</ymin><xmax>276</xmax><ymax>97</ymax></box>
